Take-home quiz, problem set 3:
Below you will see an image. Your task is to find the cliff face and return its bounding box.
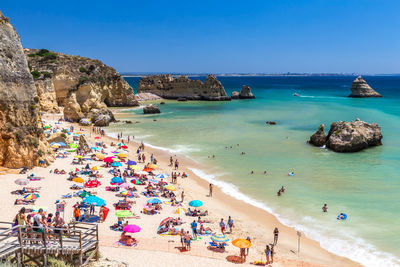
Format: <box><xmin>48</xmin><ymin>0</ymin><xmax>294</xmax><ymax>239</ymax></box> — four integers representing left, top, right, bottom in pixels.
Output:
<box><xmin>349</xmin><ymin>76</ymin><xmax>382</xmax><ymax>98</ymax></box>
<box><xmin>25</xmin><ymin>48</ymin><xmax>139</xmax><ymax>120</ymax></box>
<box><xmin>0</xmin><ymin>12</ymin><xmax>52</xmax><ymax>168</ymax></box>
<box><xmin>137</xmin><ymin>74</ymin><xmax>230</xmax><ymax>101</ymax></box>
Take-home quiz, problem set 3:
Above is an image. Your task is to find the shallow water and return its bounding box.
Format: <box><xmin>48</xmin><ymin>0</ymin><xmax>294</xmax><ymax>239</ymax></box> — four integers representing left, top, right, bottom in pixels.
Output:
<box><xmin>110</xmin><ymin>76</ymin><xmax>400</xmax><ymax>266</ymax></box>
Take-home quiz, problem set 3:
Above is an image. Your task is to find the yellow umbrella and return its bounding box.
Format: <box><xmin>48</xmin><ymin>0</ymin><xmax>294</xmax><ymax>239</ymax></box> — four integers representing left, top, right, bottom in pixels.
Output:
<box><xmin>76</xmin><ymin>132</ymin><xmax>83</xmax><ymax>134</ymax></box>
<box><xmin>147</xmin><ymin>164</ymin><xmax>158</xmax><ymax>169</ymax></box>
<box><xmin>173</xmin><ymin>207</ymin><xmax>187</xmax><ymax>215</ymax></box>
<box><xmin>74</xmin><ymin>155</ymin><xmax>83</xmax><ymax>159</ymax></box>
<box><xmin>51</xmin><ymin>144</ymin><xmax>60</xmax><ymax>148</ymax></box>
<box><xmin>164</xmin><ymin>185</ymin><xmax>176</xmax><ymax>191</ymax></box>
<box><xmin>72</xmin><ymin>177</ymin><xmax>84</xmax><ymax>183</ymax></box>
<box><xmin>118</xmin><ymin>153</ymin><xmax>128</xmax><ymax>158</ymax></box>
<box><xmin>112</xmin><ymin>158</ymin><xmax>121</xmax><ymax>162</ymax></box>
<box><xmin>91</xmin><ymin>166</ymin><xmax>101</xmax><ymax>171</ymax></box>
<box><xmin>96</xmin><ymin>153</ymin><xmax>105</xmax><ymax>160</ymax></box>
<box><xmin>130</xmin><ymin>165</ymin><xmax>141</xmax><ymax>170</ymax></box>
<box><xmin>232</xmin><ymin>239</ymin><xmax>252</xmax><ymax>248</ymax></box>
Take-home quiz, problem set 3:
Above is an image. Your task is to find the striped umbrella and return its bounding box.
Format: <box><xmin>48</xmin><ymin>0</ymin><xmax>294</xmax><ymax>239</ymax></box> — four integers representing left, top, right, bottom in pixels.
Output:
<box><xmin>24</xmin><ymin>193</ymin><xmax>39</xmax><ymax>200</ymax></box>
<box><xmin>211</xmin><ymin>234</ymin><xmax>229</xmax><ymax>243</ymax></box>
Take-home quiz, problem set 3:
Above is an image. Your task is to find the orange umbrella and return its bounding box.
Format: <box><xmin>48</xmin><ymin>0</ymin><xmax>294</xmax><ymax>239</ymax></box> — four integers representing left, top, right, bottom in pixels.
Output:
<box><xmin>232</xmin><ymin>239</ymin><xmax>252</xmax><ymax>248</ymax></box>
<box><xmin>147</xmin><ymin>164</ymin><xmax>158</xmax><ymax>169</ymax></box>
<box><xmin>96</xmin><ymin>153</ymin><xmax>105</xmax><ymax>160</ymax></box>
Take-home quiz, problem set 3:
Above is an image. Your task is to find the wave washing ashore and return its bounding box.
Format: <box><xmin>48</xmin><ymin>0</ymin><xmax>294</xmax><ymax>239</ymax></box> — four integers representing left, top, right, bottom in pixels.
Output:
<box><xmin>106</xmin><ymin>75</ymin><xmax>400</xmax><ymax>267</ymax></box>
<box><xmin>0</xmin><ymin>113</ymin><xmax>356</xmax><ymax>267</ymax></box>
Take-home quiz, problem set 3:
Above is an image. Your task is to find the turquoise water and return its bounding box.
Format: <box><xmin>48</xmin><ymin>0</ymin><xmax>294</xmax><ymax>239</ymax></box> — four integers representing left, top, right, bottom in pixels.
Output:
<box><xmin>111</xmin><ymin>76</ymin><xmax>400</xmax><ymax>266</ymax></box>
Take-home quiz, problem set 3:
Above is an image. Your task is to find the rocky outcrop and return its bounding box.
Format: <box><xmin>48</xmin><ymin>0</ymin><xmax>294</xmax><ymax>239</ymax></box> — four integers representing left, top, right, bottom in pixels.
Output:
<box><xmin>34</xmin><ymin>78</ymin><xmax>60</xmax><ymax>113</ymax></box>
<box><xmin>231</xmin><ymin>91</ymin><xmax>239</xmax><ymax>99</ymax></box>
<box><xmin>90</xmin><ymin>108</ymin><xmax>115</xmax><ymax>127</ymax></box>
<box><xmin>0</xmin><ymin>11</ymin><xmax>53</xmax><ymax>168</ymax></box>
<box><xmin>309</xmin><ymin>119</ymin><xmax>382</xmax><ymax>152</ymax></box>
<box><xmin>137</xmin><ymin>74</ymin><xmax>230</xmax><ymax>101</ymax></box>
<box><xmin>143</xmin><ymin>105</ymin><xmax>161</xmax><ymax>114</ymax></box>
<box><xmin>309</xmin><ymin>124</ymin><xmax>327</xmax><ymax>147</ymax></box>
<box><xmin>47</xmin><ymin>132</ymin><xmax>68</xmax><ymax>145</ymax></box>
<box><xmin>349</xmin><ymin>76</ymin><xmax>382</xmax><ymax>98</ymax></box>
<box><xmin>239</xmin><ymin>85</ymin><xmax>255</xmax><ymax>99</ymax></box>
<box><xmin>136</xmin><ymin>92</ymin><xmax>163</xmax><ymax>101</ymax></box>
<box><xmin>79</xmin><ymin>135</ymin><xmax>91</xmax><ymax>153</ymax></box>
<box><xmin>24</xmin><ymin>48</ymin><xmax>139</xmax><ymax>121</ymax></box>
<box><xmin>79</xmin><ymin>118</ymin><xmax>91</xmax><ymax>126</ymax></box>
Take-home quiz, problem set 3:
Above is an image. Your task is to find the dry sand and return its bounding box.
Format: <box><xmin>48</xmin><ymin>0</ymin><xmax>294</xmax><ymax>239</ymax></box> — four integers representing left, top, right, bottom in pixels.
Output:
<box><xmin>0</xmin><ymin>112</ymin><xmax>361</xmax><ymax>267</ymax></box>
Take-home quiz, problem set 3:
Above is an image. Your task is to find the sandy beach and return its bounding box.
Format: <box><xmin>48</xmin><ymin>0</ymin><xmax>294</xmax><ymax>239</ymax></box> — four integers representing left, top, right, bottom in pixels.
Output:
<box><xmin>0</xmin><ymin>112</ymin><xmax>360</xmax><ymax>267</ymax></box>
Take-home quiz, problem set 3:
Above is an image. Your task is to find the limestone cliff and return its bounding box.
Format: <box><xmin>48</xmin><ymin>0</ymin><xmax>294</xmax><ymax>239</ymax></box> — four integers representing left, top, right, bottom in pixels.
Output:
<box><xmin>25</xmin><ymin>48</ymin><xmax>139</xmax><ymax>121</ymax></box>
<box><xmin>0</xmin><ymin>11</ymin><xmax>53</xmax><ymax>168</ymax></box>
<box><xmin>137</xmin><ymin>75</ymin><xmax>230</xmax><ymax>101</ymax></box>
<box><xmin>349</xmin><ymin>76</ymin><xmax>382</xmax><ymax>98</ymax></box>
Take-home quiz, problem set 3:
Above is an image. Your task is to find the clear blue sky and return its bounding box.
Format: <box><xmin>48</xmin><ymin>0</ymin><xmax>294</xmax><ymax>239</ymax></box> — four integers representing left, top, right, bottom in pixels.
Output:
<box><xmin>2</xmin><ymin>0</ymin><xmax>400</xmax><ymax>74</ymax></box>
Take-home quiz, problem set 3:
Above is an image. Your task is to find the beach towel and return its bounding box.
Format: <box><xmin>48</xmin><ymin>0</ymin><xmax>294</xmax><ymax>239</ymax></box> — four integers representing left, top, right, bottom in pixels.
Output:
<box><xmin>83</xmin><ymin>215</ymin><xmax>99</xmax><ymax>223</ymax></box>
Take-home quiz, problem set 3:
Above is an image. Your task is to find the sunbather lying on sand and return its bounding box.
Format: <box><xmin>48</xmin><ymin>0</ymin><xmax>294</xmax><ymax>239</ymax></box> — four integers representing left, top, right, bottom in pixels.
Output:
<box><xmin>14</xmin><ymin>199</ymin><xmax>35</xmax><ymax>205</ymax></box>
<box><xmin>119</xmin><ymin>231</ymin><xmax>137</xmax><ymax>246</ymax></box>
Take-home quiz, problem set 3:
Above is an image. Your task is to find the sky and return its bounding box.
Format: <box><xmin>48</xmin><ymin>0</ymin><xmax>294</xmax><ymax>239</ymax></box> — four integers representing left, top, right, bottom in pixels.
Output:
<box><xmin>2</xmin><ymin>0</ymin><xmax>400</xmax><ymax>74</ymax></box>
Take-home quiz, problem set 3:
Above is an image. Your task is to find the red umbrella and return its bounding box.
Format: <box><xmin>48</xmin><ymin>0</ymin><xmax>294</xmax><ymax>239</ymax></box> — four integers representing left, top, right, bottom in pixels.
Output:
<box><xmin>143</xmin><ymin>168</ymin><xmax>153</xmax><ymax>173</ymax></box>
<box><xmin>94</xmin><ymin>136</ymin><xmax>101</xmax><ymax>139</ymax></box>
<box><xmin>103</xmin><ymin>157</ymin><xmax>114</xmax><ymax>163</ymax></box>
<box><xmin>121</xmin><ymin>145</ymin><xmax>128</xmax><ymax>149</ymax></box>
<box><xmin>159</xmin><ymin>217</ymin><xmax>174</xmax><ymax>227</ymax></box>
<box><xmin>85</xmin><ymin>180</ymin><xmax>101</xmax><ymax>188</ymax></box>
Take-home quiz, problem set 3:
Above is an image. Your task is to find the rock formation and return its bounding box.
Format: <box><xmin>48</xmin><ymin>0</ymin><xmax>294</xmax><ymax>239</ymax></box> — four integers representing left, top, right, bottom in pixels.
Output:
<box><xmin>239</xmin><ymin>85</ymin><xmax>255</xmax><ymax>99</ymax></box>
<box><xmin>349</xmin><ymin>76</ymin><xmax>382</xmax><ymax>98</ymax></box>
<box><xmin>137</xmin><ymin>75</ymin><xmax>230</xmax><ymax>101</ymax></box>
<box><xmin>309</xmin><ymin>119</ymin><xmax>382</xmax><ymax>152</ymax></box>
<box><xmin>25</xmin><ymin>48</ymin><xmax>139</xmax><ymax>121</ymax></box>
<box><xmin>79</xmin><ymin>135</ymin><xmax>91</xmax><ymax>153</ymax></box>
<box><xmin>0</xmin><ymin>11</ymin><xmax>53</xmax><ymax>168</ymax></box>
<box><xmin>309</xmin><ymin>124</ymin><xmax>327</xmax><ymax>147</ymax></box>
<box><xmin>135</xmin><ymin>92</ymin><xmax>163</xmax><ymax>101</ymax></box>
<box><xmin>143</xmin><ymin>105</ymin><xmax>161</xmax><ymax>114</ymax></box>
<box><xmin>231</xmin><ymin>91</ymin><xmax>239</xmax><ymax>99</ymax></box>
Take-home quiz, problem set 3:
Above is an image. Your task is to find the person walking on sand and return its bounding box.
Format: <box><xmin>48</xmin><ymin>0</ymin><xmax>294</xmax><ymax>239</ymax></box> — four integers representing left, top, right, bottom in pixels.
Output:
<box><xmin>220</xmin><ymin>218</ymin><xmax>226</xmax><ymax>234</ymax></box>
<box><xmin>270</xmin><ymin>244</ymin><xmax>275</xmax><ymax>263</ymax></box>
<box><xmin>273</xmin><ymin>227</ymin><xmax>279</xmax><ymax>245</ymax></box>
<box><xmin>227</xmin><ymin>216</ymin><xmax>234</xmax><ymax>233</ymax></box>
<box><xmin>169</xmin><ymin>156</ymin><xmax>173</xmax><ymax>166</ymax></box>
<box><xmin>181</xmin><ymin>191</ymin><xmax>185</xmax><ymax>203</ymax></box>
<box><xmin>246</xmin><ymin>236</ymin><xmax>251</xmax><ymax>255</ymax></box>
<box><xmin>73</xmin><ymin>206</ymin><xmax>80</xmax><ymax>222</ymax></box>
<box><xmin>99</xmin><ymin>205</ymin><xmax>105</xmax><ymax>223</ymax></box>
<box><xmin>191</xmin><ymin>220</ymin><xmax>198</xmax><ymax>239</ymax></box>
<box><xmin>264</xmin><ymin>245</ymin><xmax>271</xmax><ymax>264</ymax></box>
<box><xmin>174</xmin><ymin>159</ymin><xmax>179</xmax><ymax>170</ymax></box>
<box><xmin>209</xmin><ymin>183</ymin><xmax>213</xmax><ymax>197</ymax></box>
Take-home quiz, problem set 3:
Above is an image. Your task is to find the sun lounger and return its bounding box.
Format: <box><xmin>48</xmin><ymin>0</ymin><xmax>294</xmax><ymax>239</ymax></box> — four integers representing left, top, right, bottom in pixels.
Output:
<box><xmin>62</xmin><ymin>193</ymin><xmax>72</xmax><ymax>198</ymax></box>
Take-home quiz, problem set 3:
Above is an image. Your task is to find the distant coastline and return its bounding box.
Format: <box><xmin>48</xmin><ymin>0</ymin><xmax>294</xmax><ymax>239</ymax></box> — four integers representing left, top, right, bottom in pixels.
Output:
<box><xmin>122</xmin><ymin>72</ymin><xmax>400</xmax><ymax>77</ymax></box>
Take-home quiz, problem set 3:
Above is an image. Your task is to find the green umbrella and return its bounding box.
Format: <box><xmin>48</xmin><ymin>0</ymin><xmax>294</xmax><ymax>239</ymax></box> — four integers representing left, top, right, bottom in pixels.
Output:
<box><xmin>69</xmin><ymin>143</ymin><xmax>78</xmax><ymax>148</ymax></box>
<box><xmin>115</xmin><ymin>210</ymin><xmax>133</xmax><ymax>217</ymax></box>
<box><xmin>79</xmin><ymin>191</ymin><xmax>92</xmax><ymax>198</ymax></box>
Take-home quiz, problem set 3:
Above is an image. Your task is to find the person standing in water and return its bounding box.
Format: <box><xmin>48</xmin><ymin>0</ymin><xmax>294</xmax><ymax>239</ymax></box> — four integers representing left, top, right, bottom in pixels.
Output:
<box><xmin>322</xmin><ymin>204</ymin><xmax>328</xmax><ymax>212</ymax></box>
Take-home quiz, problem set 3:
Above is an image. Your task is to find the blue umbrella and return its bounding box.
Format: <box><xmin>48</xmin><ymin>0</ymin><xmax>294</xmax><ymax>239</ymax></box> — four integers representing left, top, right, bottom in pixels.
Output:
<box><xmin>83</xmin><ymin>196</ymin><xmax>106</xmax><ymax>206</ymax></box>
<box><xmin>57</xmin><ymin>142</ymin><xmax>66</xmax><ymax>147</ymax></box>
<box><xmin>147</xmin><ymin>198</ymin><xmax>162</xmax><ymax>204</ymax></box>
<box><xmin>111</xmin><ymin>162</ymin><xmax>122</xmax><ymax>167</ymax></box>
<box><xmin>49</xmin><ymin>142</ymin><xmax>58</xmax><ymax>146</ymax></box>
<box><xmin>127</xmin><ymin>160</ymin><xmax>137</xmax><ymax>165</ymax></box>
<box><xmin>111</xmin><ymin>177</ymin><xmax>124</xmax><ymax>184</ymax></box>
<box><xmin>91</xmin><ymin>147</ymin><xmax>99</xmax><ymax>151</ymax></box>
<box><xmin>155</xmin><ymin>174</ymin><xmax>169</xmax><ymax>179</ymax></box>
<box><xmin>189</xmin><ymin>200</ymin><xmax>203</xmax><ymax>207</ymax></box>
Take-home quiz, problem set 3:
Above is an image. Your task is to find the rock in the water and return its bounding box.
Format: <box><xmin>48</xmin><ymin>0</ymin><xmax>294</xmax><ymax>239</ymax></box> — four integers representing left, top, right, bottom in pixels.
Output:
<box><xmin>266</xmin><ymin>121</ymin><xmax>276</xmax><ymax>125</ymax></box>
<box><xmin>79</xmin><ymin>135</ymin><xmax>91</xmax><ymax>153</ymax></box>
<box><xmin>137</xmin><ymin>74</ymin><xmax>230</xmax><ymax>101</ymax></box>
<box><xmin>239</xmin><ymin>85</ymin><xmax>255</xmax><ymax>99</ymax></box>
<box><xmin>0</xmin><ymin>11</ymin><xmax>53</xmax><ymax>168</ymax></box>
<box><xmin>143</xmin><ymin>105</ymin><xmax>161</xmax><ymax>114</ymax></box>
<box><xmin>90</xmin><ymin>108</ymin><xmax>115</xmax><ymax>127</ymax></box>
<box><xmin>309</xmin><ymin>124</ymin><xmax>327</xmax><ymax>146</ymax></box>
<box><xmin>177</xmin><ymin>98</ymin><xmax>187</xmax><ymax>102</ymax></box>
<box><xmin>125</xmin><ymin>120</ymin><xmax>132</xmax><ymax>124</ymax></box>
<box><xmin>79</xmin><ymin>118</ymin><xmax>91</xmax><ymax>126</ymax></box>
<box><xmin>309</xmin><ymin>119</ymin><xmax>382</xmax><ymax>152</ymax></box>
<box><xmin>349</xmin><ymin>76</ymin><xmax>382</xmax><ymax>98</ymax></box>
<box><xmin>231</xmin><ymin>91</ymin><xmax>239</xmax><ymax>99</ymax></box>
<box><xmin>160</xmin><ymin>101</ymin><xmax>166</xmax><ymax>105</ymax></box>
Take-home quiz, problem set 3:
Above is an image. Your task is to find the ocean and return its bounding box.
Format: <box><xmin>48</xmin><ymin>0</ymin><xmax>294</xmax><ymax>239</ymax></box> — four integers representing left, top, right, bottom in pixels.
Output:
<box><xmin>110</xmin><ymin>75</ymin><xmax>400</xmax><ymax>266</ymax></box>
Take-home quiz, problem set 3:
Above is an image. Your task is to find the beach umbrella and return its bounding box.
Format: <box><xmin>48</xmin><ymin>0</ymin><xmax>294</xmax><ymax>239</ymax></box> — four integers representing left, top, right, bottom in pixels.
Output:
<box><xmin>74</xmin><ymin>155</ymin><xmax>83</xmax><ymax>159</ymax></box>
<box><xmin>103</xmin><ymin>157</ymin><xmax>114</xmax><ymax>163</ymax></box>
<box><xmin>143</xmin><ymin>168</ymin><xmax>153</xmax><ymax>173</ymax></box>
<box><xmin>118</xmin><ymin>153</ymin><xmax>128</xmax><ymax>158</ymax></box>
<box><xmin>120</xmin><ymin>183</ymin><xmax>130</xmax><ymax>189</ymax></box>
<box><xmin>76</xmin><ymin>132</ymin><xmax>83</xmax><ymax>134</ymax></box>
<box><xmin>94</xmin><ymin>136</ymin><xmax>101</xmax><ymax>139</ymax></box>
<box><xmin>24</xmin><ymin>193</ymin><xmax>39</xmax><ymax>200</ymax></box>
<box><xmin>159</xmin><ymin>217</ymin><xmax>174</xmax><ymax>227</ymax></box>
<box><xmin>147</xmin><ymin>198</ymin><xmax>162</xmax><ymax>204</ymax></box>
<box><xmin>111</xmin><ymin>177</ymin><xmax>124</xmax><ymax>184</ymax></box>
<box><xmin>72</xmin><ymin>177</ymin><xmax>84</xmax><ymax>183</ymax></box>
<box><xmin>85</xmin><ymin>180</ymin><xmax>101</xmax><ymax>188</ymax></box>
<box><xmin>112</xmin><ymin>158</ymin><xmax>121</xmax><ymax>162</ymax></box>
<box><xmin>232</xmin><ymin>239</ymin><xmax>252</xmax><ymax>248</ymax></box>
<box><xmin>51</xmin><ymin>144</ymin><xmax>60</xmax><ymax>148</ymax></box>
<box><xmin>130</xmin><ymin>165</ymin><xmax>141</xmax><ymax>170</ymax></box>
<box><xmin>15</xmin><ymin>179</ymin><xmax>29</xmax><ymax>186</ymax></box>
<box><xmin>43</xmin><ymin>125</ymin><xmax>50</xmax><ymax>129</ymax></box>
<box><xmin>117</xmin><ymin>143</ymin><xmax>126</xmax><ymax>146</ymax></box>
<box><xmin>156</xmin><ymin>173</ymin><xmax>169</xmax><ymax>179</ymax></box>
<box><xmin>111</xmin><ymin>162</ymin><xmax>122</xmax><ymax>167</ymax></box>
<box><xmin>57</xmin><ymin>142</ymin><xmax>67</xmax><ymax>147</ymax></box>
<box><xmin>69</xmin><ymin>143</ymin><xmax>78</xmax><ymax>148</ymax></box>
<box><xmin>211</xmin><ymin>234</ymin><xmax>229</xmax><ymax>243</ymax></box>
<box><xmin>164</xmin><ymin>185</ymin><xmax>176</xmax><ymax>191</ymax></box>
<box><xmin>173</xmin><ymin>207</ymin><xmax>187</xmax><ymax>215</ymax></box>
<box><xmin>115</xmin><ymin>210</ymin><xmax>133</xmax><ymax>218</ymax></box>
<box><xmin>91</xmin><ymin>147</ymin><xmax>99</xmax><ymax>151</ymax></box>
<box><xmin>135</xmin><ymin>170</ymin><xmax>148</xmax><ymax>175</ymax></box>
<box><xmin>148</xmin><ymin>179</ymin><xmax>158</xmax><ymax>184</ymax></box>
<box><xmin>121</xmin><ymin>145</ymin><xmax>128</xmax><ymax>149</ymax></box>
<box><xmin>189</xmin><ymin>200</ymin><xmax>203</xmax><ymax>207</ymax></box>
<box><xmin>130</xmin><ymin>179</ymin><xmax>141</xmax><ymax>185</ymax></box>
<box><xmin>147</xmin><ymin>164</ymin><xmax>158</xmax><ymax>169</ymax></box>
<box><xmin>83</xmin><ymin>196</ymin><xmax>106</xmax><ymax>206</ymax></box>
<box><xmin>127</xmin><ymin>160</ymin><xmax>137</xmax><ymax>166</ymax></box>
<box><xmin>121</xmin><ymin>190</ymin><xmax>135</xmax><ymax>197</ymax></box>
<box><xmin>123</xmin><ymin>224</ymin><xmax>141</xmax><ymax>233</ymax></box>
<box><xmin>91</xmin><ymin>166</ymin><xmax>101</xmax><ymax>171</ymax></box>
<box><xmin>96</xmin><ymin>153</ymin><xmax>105</xmax><ymax>160</ymax></box>
<box><xmin>78</xmin><ymin>191</ymin><xmax>92</xmax><ymax>198</ymax></box>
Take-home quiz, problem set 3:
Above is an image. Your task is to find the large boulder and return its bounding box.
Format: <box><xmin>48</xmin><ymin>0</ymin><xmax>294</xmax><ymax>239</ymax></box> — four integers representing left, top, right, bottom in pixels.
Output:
<box><xmin>349</xmin><ymin>76</ymin><xmax>382</xmax><ymax>98</ymax></box>
<box><xmin>231</xmin><ymin>91</ymin><xmax>239</xmax><ymax>99</ymax></box>
<box><xmin>79</xmin><ymin>135</ymin><xmax>91</xmax><ymax>153</ymax></box>
<box><xmin>143</xmin><ymin>105</ymin><xmax>161</xmax><ymax>114</ymax></box>
<box><xmin>79</xmin><ymin>118</ymin><xmax>91</xmax><ymax>126</ymax></box>
<box><xmin>309</xmin><ymin>124</ymin><xmax>327</xmax><ymax>147</ymax></box>
<box><xmin>239</xmin><ymin>85</ymin><xmax>255</xmax><ymax>99</ymax></box>
<box><xmin>309</xmin><ymin>119</ymin><xmax>382</xmax><ymax>152</ymax></box>
<box><xmin>89</xmin><ymin>108</ymin><xmax>115</xmax><ymax>127</ymax></box>
<box><xmin>137</xmin><ymin>74</ymin><xmax>230</xmax><ymax>101</ymax></box>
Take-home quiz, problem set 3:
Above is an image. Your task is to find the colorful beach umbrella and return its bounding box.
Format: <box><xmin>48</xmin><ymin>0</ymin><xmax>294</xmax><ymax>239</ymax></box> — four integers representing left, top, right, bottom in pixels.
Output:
<box><xmin>96</xmin><ymin>153</ymin><xmax>105</xmax><ymax>160</ymax></box>
<box><xmin>118</xmin><ymin>153</ymin><xmax>128</xmax><ymax>158</ymax></box>
<box><xmin>83</xmin><ymin>196</ymin><xmax>106</xmax><ymax>206</ymax></box>
<box><xmin>94</xmin><ymin>136</ymin><xmax>101</xmax><ymax>139</ymax></box>
<box><xmin>24</xmin><ymin>193</ymin><xmax>39</xmax><ymax>200</ymax></box>
<box><xmin>111</xmin><ymin>162</ymin><xmax>122</xmax><ymax>167</ymax></box>
<box><xmin>127</xmin><ymin>160</ymin><xmax>137</xmax><ymax>165</ymax></box>
<box><xmin>189</xmin><ymin>200</ymin><xmax>203</xmax><ymax>207</ymax></box>
<box><xmin>15</xmin><ymin>178</ymin><xmax>29</xmax><ymax>186</ymax></box>
<box><xmin>130</xmin><ymin>179</ymin><xmax>141</xmax><ymax>185</ymax></box>
<box><xmin>164</xmin><ymin>185</ymin><xmax>176</xmax><ymax>191</ymax></box>
<box><xmin>142</xmin><ymin>168</ymin><xmax>153</xmax><ymax>173</ymax></box>
<box><xmin>156</xmin><ymin>173</ymin><xmax>169</xmax><ymax>179</ymax></box>
<box><xmin>173</xmin><ymin>207</ymin><xmax>187</xmax><ymax>215</ymax></box>
<box><xmin>130</xmin><ymin>165</ymin><xmax>141</xmax><ymax>170</ymax></box>
<box><xmin>112</xmin><ymin>158</ymin><xmax>121</xmax><ymax>162</ymax></box>
<box><xmin>78</xmin><ymin>191</ymin><xmax>92</xmax><ymax>198</ymax></box>
<box><xmin>111</xmin><ymin>177</ymin><xmax>124</xmax><ymax>184</ymax></box>
<box><xmin>121</xmin><ymin>145</ymin><xmax>128</xmax><ymax>149</ymax></box>
<box><xmin>115</xmin><ymin>210</ymin><xmax>133</xmax><ymax>217</ymax></box>
<box><xmin>103</xmin><ymin>157</ymin><xmax>114</xmax><ymax>163</ymax></box>
<box><xmin>85</xmin><ymin>180</ymin><xmax>101</xmax><ymax>188</ymax></box>
<box><xmin>123</xmin><ymin>224</ymin><xmax>141</xmax><ymax>233</ymax></box>
<box><xmin>147</xmin><ymin>164</ymin><xmax>158</xmax><ymax>169</ymax></box>
<box><xmin>91</xmin><ymin>147</ymin><xmax>99</xmax><ymax>151</ymax></box>
<box><xmin>211</xmin><ymin>234</ymin><xmax>229</xmax><ymax>243</ymax></box>
<box><xmin>232</xmin><ymin>239</ymin><xmax>252</xmax><ymax>248</ymax></box>
<box><xmin>72</xmin><ymin>177</ymin><xmax>84</xmax><ymax>183</ymax></box>
<box><xmin>74</xmin><ymin>155</ymin><xmax>83</xmax><ymax>159</ymax></box>
<box><xmin>43</xmin><ymin>125</ymin><xmax>50</xmax><ymax>129</ymax></box>
<box><xmin>121</xmin><ymin>190</ymin><xmax>135</xmax><ymax>197</ymax></box>
<box><xmin>69</xmin><ymin>143</ymin><xmax>78</xmax><ymax>148</ymax></box>
<box><xmin>159</xmin><ymin>217</ymin><xmax>174</xmax><ymax>227</ymax></box>
<box><xmin>147</xmin><ymin>198</ymin><xmax>162</xmax><ymax>204</ymax></box>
